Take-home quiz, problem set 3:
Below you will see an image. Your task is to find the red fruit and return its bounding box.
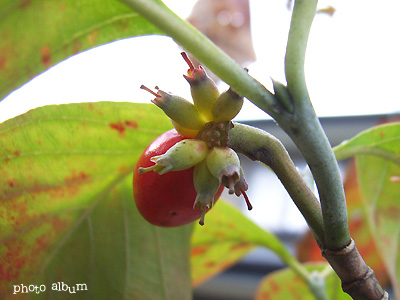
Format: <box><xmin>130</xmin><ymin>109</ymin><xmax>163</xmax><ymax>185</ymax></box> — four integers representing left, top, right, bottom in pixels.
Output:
<box><xmin>133</xmin><ymin>129</ymin><xmax>223</xmax><ymax>227</ymax></box>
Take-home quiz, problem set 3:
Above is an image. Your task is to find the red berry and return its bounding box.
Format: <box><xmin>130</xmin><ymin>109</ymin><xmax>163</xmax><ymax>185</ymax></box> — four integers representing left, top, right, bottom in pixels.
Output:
<box><xmin>133</xmin><ymin>129</ymin><xmax>223</xmax><ymax>227</ymax></box>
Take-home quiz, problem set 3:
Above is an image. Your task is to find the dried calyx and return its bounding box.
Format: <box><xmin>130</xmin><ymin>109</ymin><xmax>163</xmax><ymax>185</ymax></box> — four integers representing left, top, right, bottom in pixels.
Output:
<box><xmin>140</xmin><ymin>52</ymin><xmax>252</xmax><ymax>225</ymax></box>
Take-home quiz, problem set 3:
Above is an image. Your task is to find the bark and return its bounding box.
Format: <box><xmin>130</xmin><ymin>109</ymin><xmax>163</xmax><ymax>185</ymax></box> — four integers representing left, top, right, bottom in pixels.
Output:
<box><xmin>322</xmin><ymin>239</ymin><xmax>389</xmax><ymax>300</ymax></box>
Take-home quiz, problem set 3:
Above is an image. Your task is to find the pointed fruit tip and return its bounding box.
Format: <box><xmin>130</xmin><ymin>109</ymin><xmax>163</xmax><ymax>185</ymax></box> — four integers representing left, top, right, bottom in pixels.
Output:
<box><xmin>181</xmin><ymin>52</ymin><xmax>195</xmax><ymax>71</ymax></box>
<box><xmin>197</xmin><ymin>205</ymin><xmax>207</xmax><ymax>226</ymax></box>
<box><xmin>138</xmin><ymin>166</ymin><xmax>151</xmax><ymax>174</ymax></box>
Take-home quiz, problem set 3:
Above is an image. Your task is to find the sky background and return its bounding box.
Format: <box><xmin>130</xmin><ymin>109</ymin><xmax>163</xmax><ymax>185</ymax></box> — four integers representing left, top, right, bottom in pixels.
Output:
<box><xmin>1</xmin><ymin>0</ymin><xmax>399</xmax><ymax>123</ymax></box>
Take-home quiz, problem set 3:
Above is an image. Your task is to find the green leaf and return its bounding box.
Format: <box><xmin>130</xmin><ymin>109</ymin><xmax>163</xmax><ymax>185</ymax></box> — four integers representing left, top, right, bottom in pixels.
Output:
<box><xmin>0</xmin><ymin>0</ymin><xmax>164</xmax><ymax>101</ymax></box>
<box><xmin>334</xmin><ymin>123</ymin><xmax>400</xmax><ymax>165</ymax></box>
<box><xmin>191</xmin><ymin>200</ymin><xmax>298</xmax><ymax>286</ymax></box>
<box><xmin>333</xmin><ymin>122</ymin><xmax>400</xmax><ymax>296</ymax></box>
<box><xmin>356</xmin><ymin>155</ymin><xmax>400</xmax><ymax>297</ymax></box>
<box><xmin>0</xmin><ymin>102</ymin><xmax>193</xmax><ymax>299</ymax></box>
<box><xmin>255</xmin><ymin>263</ymin><xmax>352</xmax><ymax>300</ymax></box>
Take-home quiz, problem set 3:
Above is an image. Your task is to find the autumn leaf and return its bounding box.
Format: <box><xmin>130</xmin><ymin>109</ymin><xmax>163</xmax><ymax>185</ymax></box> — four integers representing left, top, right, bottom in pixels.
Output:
<box><xmin>0</xmin><ymin>102</ymin><xmax>194</xmax><ymax>299</ymax></box>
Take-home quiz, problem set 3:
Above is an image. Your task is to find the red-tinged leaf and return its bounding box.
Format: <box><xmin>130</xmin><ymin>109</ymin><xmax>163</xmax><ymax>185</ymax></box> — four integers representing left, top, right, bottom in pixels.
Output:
<box><xmin>356</xmin><ymin>155</ymin><xmax>400</xmax><ymax>297</ymax></box>
<box><xmin>191</xmin><ymin>200</ymin><xmax>294</xmax><ymax>287</ymax></box>
<box><xmin>333</xmin><ymin>122</ymin><xmax>400</xmax><ymax>297</ymax></box>
<box><xmin>191</xmin><ymin>241</ymin><xmax>254</xmax><ymax>287</ymax></box>
<box><xmin>0</xmin><ymin>0</ymin><xmax>164</xmax><ymax>101</ymax></box>
<box><xmin>255</xmin><ymin>263</ymin><xmax>352</xmax><ymax>300</ymax></box>
<box><xmin>297</xmin><ymin>161</ymin><xmax>390</xmax><ymax>286</ymax></box>
<box><xmin>0</xmin><ymin>102</ymin><xmax>194</xmax><ymax>299</ymax></box>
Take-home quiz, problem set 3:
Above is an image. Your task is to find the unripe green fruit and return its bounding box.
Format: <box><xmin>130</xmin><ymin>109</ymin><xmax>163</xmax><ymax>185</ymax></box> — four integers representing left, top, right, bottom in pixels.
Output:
<box><xmin>139</xmin><ymin>139</ymin><xmax>208</xmax><ymax>175</ymax></box>
<box><xmin>206</xmin><ymin>147</ymin><xmax>241</xmax><ymax>194</ymax></box>
<box><xmin>181</xmin><ymin>52</ymin><xmax>220</xmax><ymax>122</ymax></box>
<box><xmin>141</xmin><ymin>86</ymin><xmax>206</xmax><ymax>130</ymax></box>
<box><xmin>212</xmin><ymin>88</ymin><xmax>244</xmax><ymax>123</ymax></box>
<box><xmin>193</xmin><ymin>160</ymin><xmax>221</xmax><ymax>225</ymax></box>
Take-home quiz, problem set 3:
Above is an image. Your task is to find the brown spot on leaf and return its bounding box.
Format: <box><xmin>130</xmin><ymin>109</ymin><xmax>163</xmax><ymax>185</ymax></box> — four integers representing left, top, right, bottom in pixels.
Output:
<box><xmin>269</xmin><ymin>278</ymin><xmax>281</xmax><ymax>293</ymax></box>
<box><xmin>191</xmin><ymin>245</ymin><xmax>209</xmax><ymax>257</ymax></box>
<box><xmin>7</xmin><ymin>180</ymin><xmax>15</xmax><ymax>187</ymax></box>
<box><xmin>19</xmin><ymin>0</ymin><xmax>31</xmax><ymax>9</ymax></box>
<box><xmin>0</xmin><ymin>240</ymin><xmax>27</xmax><ymax>281</ymax></box>
<box><xmin>14</xmin><ymin>150</ymin><xmax>20</xmax><ymax>157</ymax></box>
<box><xmin>110</xmin><ymin>121</ymin><xmax>126</xmax><ymax>137</ymax></box>
<box><xmin>41</xmin><ymin>45</ymin><xmax>51</xmax><ymax>68</ymax></box>
<box><xmin>65</xmin><ymin>170</ymin><xmax>89</xmax><ymax>184</ymax></box>
<box><xmin>125</xmin><ymin>120</ymin><xmax>138</xmax><ymax>129</ymax></box>
<box><xmin>73</xmin><ymin>39</ymin><xmax>83</xmax><ymax>54</ymax></box>
<box><xmin>0</xmin><ymin>55</ymin><xmax>6</xmax><ymax>70</ymax></box>
<box><xmin>379</xmin><ymin>131</ymin><xmax>385</xmax><ymax>138</ymax></box>
<box><xmin>87</xmin><ymin>103</ymin><xmax>103</xmax><ymax>115</ymax></box>
<box><xmin>230</xmin><ymin>242</ymin><xmax>250</xmax><ymax>251</ymax></box>
<box><xmin>87</xmin><ymin>30</ymin><xmax>99</xmax><ymax>45</ymax></box>
<box><xmin>35</xmin><ymin>234</ymin><xmax>49</xmax><ymax>250</ymax></box>
<box><xmin>213</xmin><ymin>231</ymin><xmax>227</xmax><ymax>239</ymax></box>
<box><xmin>204</xmin><ymin>260</ymin><xmax>216</xmax><ymax>268</ymax></box>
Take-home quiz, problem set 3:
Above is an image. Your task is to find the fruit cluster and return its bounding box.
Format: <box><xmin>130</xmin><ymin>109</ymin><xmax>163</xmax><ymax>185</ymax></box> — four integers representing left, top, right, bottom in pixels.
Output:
<box><xmin>133</xmin><ymin>52</ymin><xmax>251</xmax><ymax>227</ymax></box>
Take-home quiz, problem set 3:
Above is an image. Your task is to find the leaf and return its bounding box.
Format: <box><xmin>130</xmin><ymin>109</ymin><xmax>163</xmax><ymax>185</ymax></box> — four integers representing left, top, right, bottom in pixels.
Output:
<box><xmin>334</xmin><ymin>123</ymin><xmax>400</xmax><ymax>165</ymax></box>
<box><xmin>0</xmin><ymin>102</ymin><xmax>193</xmax><ymax>299</ymax></box>
<box><xmin>356</xmin><ymin>155</ymin><xmax>400</xmax><ymax>297</ymax></box>
<box><xmin>0</xmin><ymin>0</ymin><xmax>164</xmax><ymax>101</ymax></box>
<box><xmin>255</xmin><ymin>263</ymin><xmax>352</xmax><ymax>300</ymax></box>
<box><xmin>333</xmin><ymin>121</ymin><xmax>400</xmax><ymax>297</ymax></box>
<box><xmin>191</xmin><ymin>200</ymin><xmax>295</xmax><ymax>286</ymax></box>
<box><xmin>296</xmin><ymin>161</ymin><xmax>390</xmax><ymax>286</ymax></box>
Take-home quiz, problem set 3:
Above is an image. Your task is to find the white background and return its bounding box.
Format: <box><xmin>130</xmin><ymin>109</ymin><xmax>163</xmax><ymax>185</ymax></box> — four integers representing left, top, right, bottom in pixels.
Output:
<box><xmin>1</xmin><ymin>0</ymin><xmax>399</xmax><ymax>122</ymax></box>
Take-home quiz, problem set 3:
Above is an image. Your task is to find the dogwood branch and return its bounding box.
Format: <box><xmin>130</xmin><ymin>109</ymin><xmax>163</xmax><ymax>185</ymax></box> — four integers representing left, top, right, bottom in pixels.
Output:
<box><xmin>229</xmin><ymin>123</ymin><xmax>325</xmax><ymax>246</ymax></box>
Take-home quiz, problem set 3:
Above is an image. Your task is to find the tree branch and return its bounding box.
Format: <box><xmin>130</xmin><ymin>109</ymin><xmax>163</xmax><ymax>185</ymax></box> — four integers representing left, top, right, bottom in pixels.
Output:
<box><xmin>322</xmin><ymin>240</ymin><xmax>388</xmax><ymax>300</ymax></box>
<box><xmin>280</xmin><ymin>1</ymin><xmax>389</xmax><ymax>299</ymax></box>
<box><xmin>229</xmin><ymin>123</ymin><xmax>325</xmax><ymax>245</ymax></box>
<box><xmin>283</xmin><ymin>0</ymin><xmax>351</xmax><ymax>251</ymax></box>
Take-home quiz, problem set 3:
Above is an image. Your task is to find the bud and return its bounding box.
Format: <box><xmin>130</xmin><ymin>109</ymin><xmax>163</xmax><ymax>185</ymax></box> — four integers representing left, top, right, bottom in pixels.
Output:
<box><xmin>193</xmin><ymin>160</ymin><xmax>221</xmax><ymax>225</ymax></box>
<box><xmin>212</xmin><ymin>87</ymin><xmax>244</xmax><ymax>123</ymax></box>
<box><xmin>181</xmin><ymin>52</ymin><xmax>220</xmax><ymax>122</ymax></box>
<box><xmin>141</xmin><ymin>85</ymin><xmax>206</xmax><ymax>130</ymax></box>
<box><xmin>206</xmin><ymin>147</ymin><xmax>240</xmax><ymax>194</ymax></box>
<box><xmin>272</xmin><ymin>79</ymin><xmax>294</xmax><ymax>113</ymax></box>
<box><xmin>139</xmin><ymin>139</ymin><xmax>208</xmax><ymax>175</ymax></box>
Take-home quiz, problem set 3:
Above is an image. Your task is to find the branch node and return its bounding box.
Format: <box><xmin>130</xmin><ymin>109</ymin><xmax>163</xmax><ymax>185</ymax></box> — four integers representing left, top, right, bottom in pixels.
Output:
<box><xmin>322</xmin><ymin>239</ymin><xmax>386</xmax><ymax>299</ymax></box>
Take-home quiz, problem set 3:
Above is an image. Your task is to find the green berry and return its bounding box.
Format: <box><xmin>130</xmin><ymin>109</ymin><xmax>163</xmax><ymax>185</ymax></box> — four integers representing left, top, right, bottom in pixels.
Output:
<box><xmin>139</xmin><ymin>139</ymin><xmax>208</xmax><ymax>175</ymax></box>
<box><xmin>141</xmin><ymin>85</ymin><xmax>206</xmax><ymax>130</ymax></box>
<box><xmin>212</xmin><ymin>87</ymin><xmax>244</xmax><ymax>123</ymax></box>
<box><xmin>206</xmin><ymin>147</ymin><xmax>241</xmax><ymax>194</ymax></box>
<box><xmin>193</xmin><ymin>160</ymin><xmax>221</xmax><ymax>225</ymax></box>
<box><xmin>181</xmin><ymin>52</ymin><xmax>220</xmax><ymax>122</ymax></box>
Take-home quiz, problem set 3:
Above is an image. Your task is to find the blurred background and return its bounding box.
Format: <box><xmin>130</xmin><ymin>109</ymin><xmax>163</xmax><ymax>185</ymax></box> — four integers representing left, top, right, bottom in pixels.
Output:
<box><xmin>1</xmin><ymin>0</ymin><xmax>399</xmax><ymax>299</ymax></box>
